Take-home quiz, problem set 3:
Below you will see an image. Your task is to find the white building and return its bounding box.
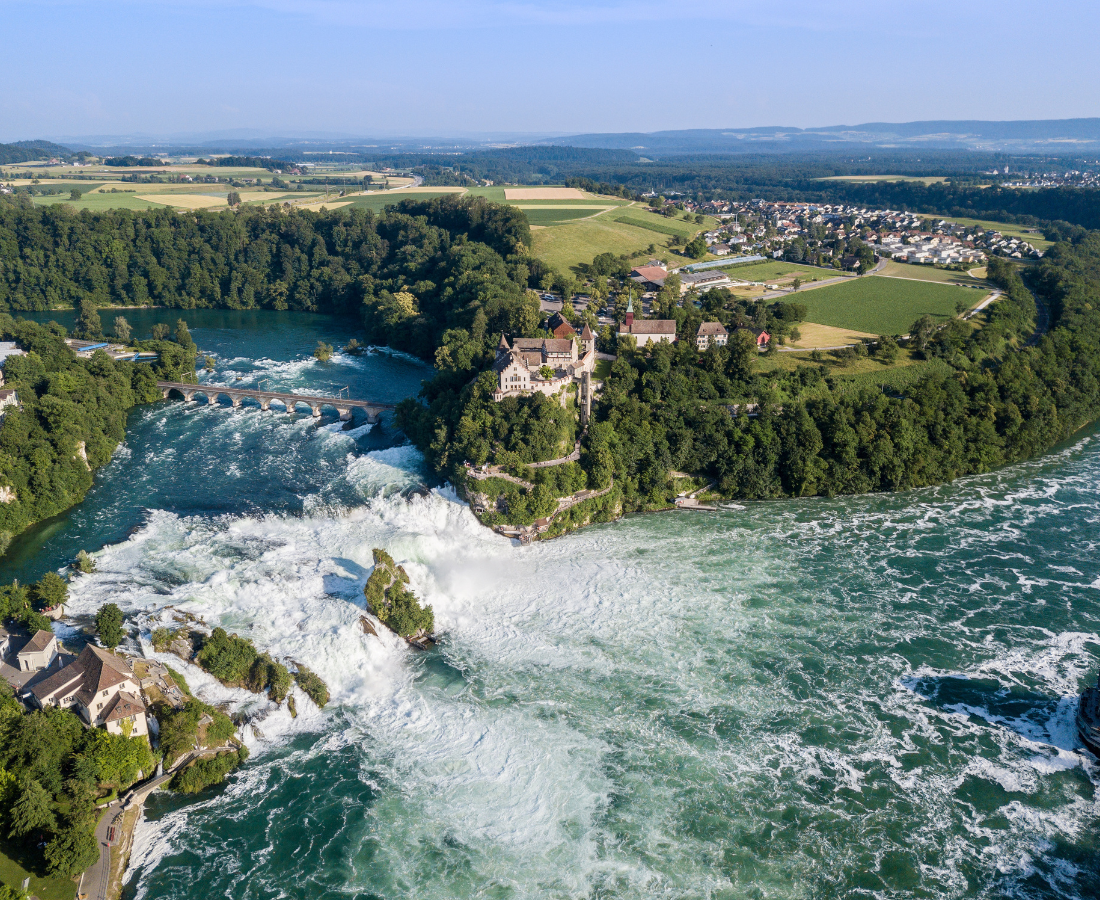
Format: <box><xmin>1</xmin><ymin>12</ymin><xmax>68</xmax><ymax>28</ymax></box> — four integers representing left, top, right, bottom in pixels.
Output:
<box><xmin>27</xmin><ymin>644</ymin><xmax>150</xmax><ymax>737</ymax></box>
<box><xmin>492</xmin><ymin>328</ymin><xmax>595</xmax><ymax>402</ymax></box>
<box><xmin>17</xmin><ymin>629</ymin><xmax>58</xmax><ymax>672</ymax></box>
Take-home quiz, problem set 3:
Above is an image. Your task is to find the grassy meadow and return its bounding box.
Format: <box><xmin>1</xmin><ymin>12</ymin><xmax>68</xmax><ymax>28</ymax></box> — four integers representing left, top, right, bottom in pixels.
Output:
<box><xmin>794</xmin><ymin>275</ymin><xmax>980</xmax><ymax>335</ymax></box>
<box><xmin>721</xmin><ymin>260</ymin><xmax>840</xmax><ymax>283</ymax></box>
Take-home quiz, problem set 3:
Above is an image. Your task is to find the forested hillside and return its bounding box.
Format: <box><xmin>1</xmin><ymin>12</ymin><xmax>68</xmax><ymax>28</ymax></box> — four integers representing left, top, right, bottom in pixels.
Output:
<box><xmin>0</xmin><ymin>317</ymin><xmax>194</xmax><ymax>545</ymax></box>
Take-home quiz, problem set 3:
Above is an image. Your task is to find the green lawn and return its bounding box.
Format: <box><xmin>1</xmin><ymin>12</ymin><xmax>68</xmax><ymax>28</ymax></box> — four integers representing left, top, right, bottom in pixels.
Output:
<box><xmin>795</xmin><ymin>275</ymin><xmax>977</xmax><ymax>334</ymax></box>
<box><xmin>0</xmin><ymin>836</ymin><xmax>77</xmax><ymax>900</ymax></box>
<box><xmin>594</xmin><ymin>359</ymin><xmax>613</xmax><ymax>379</ymax></box>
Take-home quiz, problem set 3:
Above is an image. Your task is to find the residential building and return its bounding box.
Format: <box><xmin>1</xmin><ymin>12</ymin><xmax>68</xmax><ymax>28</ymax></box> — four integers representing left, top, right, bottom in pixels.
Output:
<box><xmin>696</xmin><ymin>322</ymin><xmax>729</xmax><ymax>350</ymax></box>
<box><xmin>27</xmin><ymin>644</ymin><xmax>150</xmax><ymax>737</ymax></box>
<box><xmin>618</xmin><ymin>295</ymin><xmax>677</xmax><ymax>347</ymax></box>
<box><xmin>17</xmin><ymin>629</ymin><xmax>58</xmax><ymax>672</ymax></box>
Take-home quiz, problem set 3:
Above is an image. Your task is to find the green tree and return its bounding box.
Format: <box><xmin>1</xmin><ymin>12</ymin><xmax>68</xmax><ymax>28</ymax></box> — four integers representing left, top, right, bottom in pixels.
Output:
<box><xmin>32</xmin><ymin>572</ymin><xmax>67</xmax><ymax>611</ymax></box>
<box><xmin>227</xmin><ymin>191</ymin><xmax>241</xmax><ymax>207</ymax></box>
<box><xmin>314</xmin><ymin>342</ymin><xmax>334</xmax><ymax>362</ymax></box>
<box><xmin>909</xmin><ymin>314</ymin><xmax>936</xmax><ymax>352</ymax></box>
<box><xmin>74</xmin><ymin>298</ymin><xmax>103</xmax><ymax>340</ymax></box>
<box><xmin>150</xmin><ymin>323</ymin><xmax>170</xmax><ymax>341</ymax></box>
<box><xmin>113</xmin><ymin>316</ymin><xmax>131</xmax><ymax>342</ymax></box>
<box><xmin>8</xmin><ymin>779</ymin><xmax>56</xmax><ymax>840</ymax></box>
<box><xmin>44</xmin><ymin>823</ymin><xmax>98</xmax><ymax>878</ymax></box>
<box><xmin>73</xmin><ymin>550</ymin><xmax>96</xmax><ymax>574</ymax></box>
<box><xmin>94</xmin><ymin>603</ymin><xmax>125</xmax><ymax>649</ymax></box>
<box><xmin>174</xmin><ymin>319</ymin><xmax>195</xmax><ymax>350</ymax></box>
<box><xmin>685</xmin><ymin>236</ymin><xmax>708</xmax><ymax>259</ymax></box>
<box><xmin>69</xmin><ymin>189</ymin><xmax>81</xmax><ymax>201</ymax></box>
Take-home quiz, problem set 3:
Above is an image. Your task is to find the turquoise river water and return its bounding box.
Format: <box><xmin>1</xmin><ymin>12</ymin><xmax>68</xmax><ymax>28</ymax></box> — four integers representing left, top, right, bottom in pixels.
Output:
<box><xmin>3</xmin><ymin>310</ymin><xmax>1099</xmax><ymax>900</ymax></box>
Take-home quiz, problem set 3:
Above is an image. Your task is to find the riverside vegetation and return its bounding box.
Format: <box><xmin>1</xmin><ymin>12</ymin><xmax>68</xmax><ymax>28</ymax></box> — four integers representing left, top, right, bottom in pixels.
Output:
<box><xmin>364</xmin><ymin>549</ymin><xmax>434</xmax><ymax>638</ymax></box>
<box><xmin>1</xmin><ymin>193</ymin><xmax>1100</xmax><ymax>536</ymax></box>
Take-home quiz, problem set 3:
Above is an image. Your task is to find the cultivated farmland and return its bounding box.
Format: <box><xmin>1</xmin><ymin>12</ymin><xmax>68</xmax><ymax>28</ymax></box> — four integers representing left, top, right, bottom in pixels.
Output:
<box><xmin>794</xmin><ymin>275</ymin><xmax>982</xmax><ymax>335</ymax></box>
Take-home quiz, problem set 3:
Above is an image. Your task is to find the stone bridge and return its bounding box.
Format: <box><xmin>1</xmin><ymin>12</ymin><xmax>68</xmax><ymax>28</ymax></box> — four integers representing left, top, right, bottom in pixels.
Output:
<box><xmin>157</xmin><ymin>381</ymin><xmax>394</xmax><ymax>422</ymax></box>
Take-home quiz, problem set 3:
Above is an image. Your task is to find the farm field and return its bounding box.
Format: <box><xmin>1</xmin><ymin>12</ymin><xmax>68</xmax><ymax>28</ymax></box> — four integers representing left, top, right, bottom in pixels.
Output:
<box><xmin>34</xmin><ymin>191</ymin><xmax>169</xmax><ymax>210</ymax></box>
<box><xmin>721</xmin><ymin>260</ymin><xmax>842</xmax><ymax>283</ymax></box>
<box><xmin>611</xmin><ymin>208</ymin><xmax>713</xmax><ymax>239</ymax></box>
<box><xmin>530</xmin><ymin>215</ymin><xmax>678</xmax><ymax>273</ymax></box>
<box><xmin>785</xmin><ymin>322</ymin><xmax>877</xmax><ymax>349</ymax></box>
<box><xmin>794</xmin><ymin>274</ymin><xmax>981</xmax><ymax>335</ymax></box>
<box><xmin>505</xmin><ymin>187</ymin><xmax>588</xmax><ymax>200</ymax></box>
<box><xmin>877</xmin><ymin>259</ymin><xmax>991</xmax><ymax>287</ymax></box>
<box><xmin>522</xmin><ymin>207</ymin><xmax>610</xmax><ymax>226</ymax></box>
<box><xmin>342</xmin><ymin>190</ymin><xmax>468</xmax><ymax>212</ymax></box>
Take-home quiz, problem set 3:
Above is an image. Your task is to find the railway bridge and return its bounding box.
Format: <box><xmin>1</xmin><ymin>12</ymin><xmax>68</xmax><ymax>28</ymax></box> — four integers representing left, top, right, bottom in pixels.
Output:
<box><xmin>157</xmin><ymin>381</ymin><xmax>394</xmax><ymax>422</ymax></box>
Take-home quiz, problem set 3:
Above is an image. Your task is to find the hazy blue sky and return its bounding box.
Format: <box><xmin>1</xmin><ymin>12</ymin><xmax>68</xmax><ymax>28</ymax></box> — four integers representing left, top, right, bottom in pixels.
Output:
<box><xmin>1</xmin><ymin>0</ymin><xmax>1096</xmax><ymax>141</ymax></box>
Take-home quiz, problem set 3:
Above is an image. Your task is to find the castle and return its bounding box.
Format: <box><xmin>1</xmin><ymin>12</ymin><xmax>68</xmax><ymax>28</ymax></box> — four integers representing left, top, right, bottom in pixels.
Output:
<box><xmin>492</xmin><ymin>325</ymin><xmax>596</xmax><ymax>402</ymax></box>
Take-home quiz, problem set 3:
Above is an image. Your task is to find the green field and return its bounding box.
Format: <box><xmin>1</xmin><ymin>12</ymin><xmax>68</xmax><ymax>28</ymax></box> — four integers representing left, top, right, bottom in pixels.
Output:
<box><xmin>523</xmin><ymin>208</ymin><xmax>606</xmax><ymax>226</ymax></box>
<box><xmin>612</xmin><ymin>208</ymin><xmax>712</xmax><ymax>239</ymax></box>
<box><xmin>34</xmin><ymin>192</ymin><xmax>170</xmax><ymax>210</ymax></box>
<box><xmin>531</xmin><ymin>215</ymin><xmax>681</xmax><ymax>273</ymax></box>
<box><xmin>816</xmin><ymin>175</ymin><xmax>948</xmax><ymax>185</ymax></box>
<box><xmin>794</xmin><ymin>275</ymin><xmax>979</xmax><ymax>334</ymax></box>
<box><xmin>720</xmin><ymin>260</ymin><xmax>840</xmax><ymax>283</ymax></box>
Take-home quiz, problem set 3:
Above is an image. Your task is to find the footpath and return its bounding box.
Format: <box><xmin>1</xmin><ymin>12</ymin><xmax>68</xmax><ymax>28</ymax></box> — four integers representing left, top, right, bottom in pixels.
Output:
<box><xmin>79</xmin><ymin>749</ymin><xmax>220</xmax><ymax>900</ymax></box>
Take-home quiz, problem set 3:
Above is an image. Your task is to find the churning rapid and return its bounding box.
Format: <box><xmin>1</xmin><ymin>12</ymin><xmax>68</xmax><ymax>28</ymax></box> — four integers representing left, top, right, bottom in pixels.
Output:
<box><xmin>5</xmin><ymin>310</ymin><xmax>1099</xmax><ymax>900</ymax></box>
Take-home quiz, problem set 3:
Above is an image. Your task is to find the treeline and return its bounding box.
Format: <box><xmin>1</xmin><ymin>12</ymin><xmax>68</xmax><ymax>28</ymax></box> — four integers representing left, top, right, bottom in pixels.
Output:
<box><xmin>197</xmin><ymin>156</ymin><xmax>290</xmax><ymax>171</ymax></box>
<box><xmin>0</xmin><ymin>196</ymin><xmax>534</xmax><ymax>325</ymax></box>
<box><xmin>0</xmin><ymin>140</ymin><xmax>70</xmax><ymax>165</ymax></box>
<box><xmin>0</xmin><ymin>680</ymin><xmax>154</xmax><ymax>878</ymax></box>
<box><xmin>0</xmin><ymin>315</ymin><xmax>195</xmax><ymax>545</ymax></box>
<box><xmin>104</xmin><ymin>156</ymin><xmax>161</xmax><ymax>167</ymax></box>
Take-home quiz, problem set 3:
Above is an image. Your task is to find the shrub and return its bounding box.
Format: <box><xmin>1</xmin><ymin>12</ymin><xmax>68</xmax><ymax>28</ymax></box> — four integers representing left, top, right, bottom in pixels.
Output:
<box><xmin>169</xmin><ymin>747</ymin><xmax>249</xmax><ymax>794</ymax></box>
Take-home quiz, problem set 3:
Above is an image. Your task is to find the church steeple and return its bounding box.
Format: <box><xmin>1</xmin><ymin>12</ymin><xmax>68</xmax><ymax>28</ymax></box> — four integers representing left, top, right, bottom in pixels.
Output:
<box><xmin>625</xmin><ymin>286</ymin><xmax>635</xmax><ymax>327</ymax></box>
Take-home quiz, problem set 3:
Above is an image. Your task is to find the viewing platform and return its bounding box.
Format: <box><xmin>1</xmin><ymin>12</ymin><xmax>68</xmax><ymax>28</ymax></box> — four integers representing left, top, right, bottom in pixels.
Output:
<box><xmin>157</xmin><ymin>381</ymin><xmax>394</xmax><ymax>421</ymax></box>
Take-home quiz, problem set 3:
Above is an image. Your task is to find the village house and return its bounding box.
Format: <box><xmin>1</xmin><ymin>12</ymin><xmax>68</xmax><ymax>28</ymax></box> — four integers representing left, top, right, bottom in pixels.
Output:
<box><xmin>696</xmin><ymin>322</ymin><xmax>729</xmax><ymax>350</ymax></box>
<box><xmin>27</xmin><ymin>644</ymin><xmax>150</xmax><ymax>737</ymax></box>
<box><xmin>618</xmin><ymin>295</ymin><xmax>676</xmax><ymax>347</ymax></box>
<box><xmin>17</xmin><ymin>629</ymin><xmax>58</xmax><ymax>672</ymax></box>
<box><xmin>746</xmin><ymin>328</ymin><xmax>771</xmax><ymax>348</ymax></box>
<box><xmin>492</xmin><ymin>327</ymin><xmax>595</xmax><ymax>402</ymax></box>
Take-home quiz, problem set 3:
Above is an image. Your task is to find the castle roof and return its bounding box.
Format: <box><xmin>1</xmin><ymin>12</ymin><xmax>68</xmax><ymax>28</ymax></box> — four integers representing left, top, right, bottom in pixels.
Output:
<box><xmin>580</xmin><ymin>323</ymin><xmax>593</xmax><ymax>340</ymax></box>
<box><xmin>497</xmin><ymin>333</ymin><xmax>510</xmax><ymax>351</ymax></box>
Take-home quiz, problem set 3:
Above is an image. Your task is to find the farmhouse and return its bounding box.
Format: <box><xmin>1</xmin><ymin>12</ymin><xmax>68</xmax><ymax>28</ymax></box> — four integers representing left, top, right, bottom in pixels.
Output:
<box><xmin>742</xmin><ymin>328</ymin><xmax>771</xmax><ymax>348</ymax></box>
<box><xmin>618</xmin><ymin>296</ymin><xmax>677</xmax><ymax>347</ymax></box>
<box><xmin>696</xmin><ymin>322</ymin><xmax>729</xmax><ymax>350</ymax></box>
<box><xmin>492</xmin><ymin>328</ymin><xmax>595</xmax><ymax>402</ymax></box>
<box><xmin>27</xmin><ymin>644</ymin><xmax>150</xmax><ymax>737</ymax></box>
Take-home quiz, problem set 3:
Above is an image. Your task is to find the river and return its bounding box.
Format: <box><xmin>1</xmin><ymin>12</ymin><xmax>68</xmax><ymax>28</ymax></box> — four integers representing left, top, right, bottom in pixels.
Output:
<box><xmin>3</xmin><ymin>310</ymin><xmax>1099</xmax><ymax>900</ymax></box>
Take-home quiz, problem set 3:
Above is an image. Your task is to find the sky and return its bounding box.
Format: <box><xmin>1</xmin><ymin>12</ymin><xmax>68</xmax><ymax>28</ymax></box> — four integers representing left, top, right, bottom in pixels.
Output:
<box><xmin>1</xmin><ymin>0</ymin><xmax>1097</xmax><ymax>142</ymax></box>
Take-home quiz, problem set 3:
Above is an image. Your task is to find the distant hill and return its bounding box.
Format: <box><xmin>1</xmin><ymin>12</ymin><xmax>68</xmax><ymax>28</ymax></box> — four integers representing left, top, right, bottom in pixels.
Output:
<box><xmin>0</xmin><ymin>140</ymin><xmax>72</xmax><ymax>164</ymax></box>
<box><xmin>550</xmin><ymin>119</ymin><xmax>1100</xmax><ymax>155</ymax></box>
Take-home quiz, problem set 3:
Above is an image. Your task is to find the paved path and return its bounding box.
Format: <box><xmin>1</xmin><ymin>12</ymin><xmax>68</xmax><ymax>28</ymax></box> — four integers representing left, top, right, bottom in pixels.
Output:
<box><xmin>528</xmin><ymin>442</ymin><xmax>581</xmax><ymax>468</ymax></box>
